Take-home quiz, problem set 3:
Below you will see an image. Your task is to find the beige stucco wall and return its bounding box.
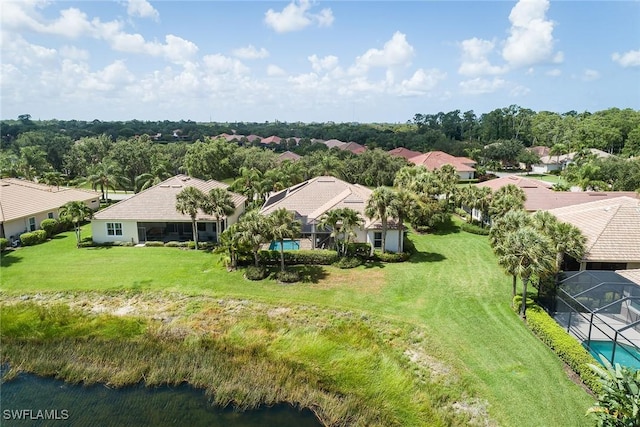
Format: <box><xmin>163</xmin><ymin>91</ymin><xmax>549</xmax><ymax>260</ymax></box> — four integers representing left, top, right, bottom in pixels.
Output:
<box><xmin>91</xmin><ymin>219</ymin><xmax>139</xmax><ymax>244</ymax></box>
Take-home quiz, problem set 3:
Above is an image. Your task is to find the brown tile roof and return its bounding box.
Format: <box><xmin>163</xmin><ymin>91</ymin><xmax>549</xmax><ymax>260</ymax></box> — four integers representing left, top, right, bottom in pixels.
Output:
<box><xmin>548</xmin><ymin>196</ymin><xmax>640</xmax><ymax>263</ymax></box>
<box><xmin>528</xmin><ymin>146</ymin><xmax>551</xmax><ymax>157</ymax></box>
<box><xmin>323</xmin><ymin>139</ymin><xmax>347</xmax><ymax>149</ymax></box>
<box><xmin>342</xmin><ymin>141</ymin><xmax>367</xmax><ymax>155</ymax></box>
<box><xmin>261</xmin><ymin>135</ymin><xmax>282</xmax><ymax>145</ymax></box>
<box><xmin>277</xmin><ymin>151</ymin><xmax>302</xmax><ymax>163</ymax></box>
<box><xmin>0</xmin><ymin>178</ymin><xmax>101</xmax><ymax>222</ymax></box>
<box><xmin>387</xmin><ymin>147</ymin><xmax>422</xmax><ymax>160</ymax></box>
<box><xmin>260</xmin><ymin>176</ymin><xmax>396</xmax><ymax>229</ymax></box>
<box><xmin>93</xmin><ymin>175</ymin><xmax>246</xmax><ymax>221</ymax></box>
<box><xmin>476</xmin><ymin>175</ymin><xmax>638</xmax><ymax>211</ymax></box>
<box><xmin>617</xmin><ymin>269</ymin><xmax>640</xmax><ymax>286</ymax></box>
<box><xmin>409</xmin><ymin>151</ymin><xmax>476</xmax><ymax>172</ymax></box>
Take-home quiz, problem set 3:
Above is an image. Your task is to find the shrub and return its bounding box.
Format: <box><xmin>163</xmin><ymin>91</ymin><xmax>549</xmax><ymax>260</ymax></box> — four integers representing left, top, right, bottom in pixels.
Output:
<box><xmin>276</xmin><ymin>270</ymin><xmax>300</xmax><ymax>283</ymax></box>
<box><xmin>345</xmin><ymin>243</ymin><xmax>371</xmax><ymax>259</ymax></box>
<box><xmin>460</xmin><ymin>222</ymin><xmax>490</xmax><ymax>235</ymax></box>
<box><xmin>164</xmin><ymin>241</ymin><xmax>184</xmax><ymax>248</ymax></box>
<box><xmin>19</xmin><ymin>230</ymin><xmax>47</xmax><ymax>246</ymax></box>
<box><xmin>413</xmin><ymin>225</ymin><xmax>431</xmax><ymax>234</ymax></box>
<box><xmin>514</xmin><ymin>296</ymin><xmax>601</xmax><ymax>393</ymax></box>
<box><xmin>372</xmin><ymin>250</ymin><xmax>408</xmax><ymax>263</ymax></box>
<box><xmin>0</xmin><ymin>237</ymin><xmax>8</xmax><ymax>251</ymax></box>
<box><xmin>333</xmin><ymin>257</ymin><xmax>363</xmax><ymax>269</ymax></box>
<box><xmin>40</xmin><ymin>219</ymin><xmax>58</xmax><ymax>237</ymax></box>
<box><xmin>187</xmin><ymin>241</ymin><xmax>196</xmax><ymax>249</ymax></box>
<box><xmin>244</xmin><ymin>266</ymin><xmax>268</xmax><ymax>281</ymax></box>
<box><xmin>55</xmin><ymin>217</ymin><xmax>74</xmax><ymax>233</ymax></box>
<box><xmin>258</xmin><ymin>249</ymin><xmax>339</xmax><ymax>266</ymax></box>
<box><xmin>145</xmin><ymin>241</ymin><xmax>165</xmax><ymax>247</ymax></box>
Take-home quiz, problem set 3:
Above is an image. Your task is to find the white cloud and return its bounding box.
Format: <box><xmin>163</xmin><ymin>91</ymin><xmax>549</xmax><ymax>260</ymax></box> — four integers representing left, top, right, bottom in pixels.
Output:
<box><xmin>612</xmin><ymin>49</ymin><xmax>640</xmax><ymax>67</ymax></box>
<box><xmin>502</xmin><ymin>0</ymin><xmax>561</xmax><ymax>68</ymax></box>
<box><xmin>396</xmin><ymin>68</ymin><xmax>447</xmax><ymax>96</ymax></box>
<box><xmin>510</xmin><ymin>85</ymin><xmax>530</xmax><ymax>97</ymax></box>
<box><xmin>233</xmin><ymin>45</ymin><xmax>269</xmax><ymax>60</ymax></box>
<box><xmin>106</xmin><ymin>32</ymin><xmax>198</xmax><ymax>64</ymax></box>
<box><xmin>126</xmin><ymin>0</ymin><xmax>159</xmax><ymax>21</ymax></box>
<box><xmin>458</xmin><ymin>38</ymin><xmax>506</xmax><ymax>76</ymax></box>
<box><xmin>349</xmin><ymin>31</ymin><xmax>414</xmax><ymax>76</ymax></box>
<box><xmin>308</xmin><ymin>54</ymin><xmax>339</xmax><ymax>73</ymax></box>
<box><xmin>459</xmin><ymin>77</ymin><xmax>505</xmax><ymax>95</ymax></box>
<box><xmin>79</xmin><ymin>60</ymin><xmax>135</xmax><ymax>91</ymax></box>
<box><xmin>203</xmin><ymin>54</ymin><xmax>249</xmax><ymax>75</ymax></box>
<box><xmin>582</xmin><ymin>69</ymin><xmax>600</xmax><ymax>81</ymax></box>
<box><xmin>267</xmin><ymin>64</ymin><xmax>286</xmax><ymax>77</ymax></box>
<box><xmin>264</xmin><ymin>0</ymin><xmax>334</xmax><ymax>33</ymax></box>
<box><xmin>546</xmin><ymin>68</ymin><xmax>561</xmax><ymax>77</ymax></box>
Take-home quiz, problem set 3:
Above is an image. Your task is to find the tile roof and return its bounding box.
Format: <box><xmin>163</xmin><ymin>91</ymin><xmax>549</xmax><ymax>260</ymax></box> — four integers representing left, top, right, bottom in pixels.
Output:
<box><xmin>475</xmin><ymin>175</ymin><xmax>638</xmax><ymax>211</ymax></box>
<box><xmin>548</xmin><ymin>196</ymin><xmax>640</xmax><ymax>263</ymax></box>
<box><xmin>259</xmin><ymin>176</ymin><xmax>396</xmax><ymax>229</ymax></box>
<box><xmin>617</xmin><ymin>269</ymin><xmax>640</xmax><ymax>286</ymax></box>
<box><xmin>387</xmin><ymin>147</ymin><xmax>422</xmax><ymax>160</ymax></box>
<box><xmin>277</xmin><ymin>151</ymin><xmax>302</xmax><ymax>162</ymax></box>
<box><xmin>342</xmin><ymin>141</ymin><xmax>367</xmax><ymax>155</ymax></box>
<box><xmin>93</xmin><ymin>175</ymin><xmax>246</xmax><ymax>221</ymax></box>
<box><xmin>528</xmin><ymin>146</ymin><xmax>551</xmax><ymax>157</ymax></box>
<box><xmin>260</xmin><ymin>135</ymin><xmax>282</xmax><ymax>145</ymax></box>
<box><xmin>537</xmin><ymin>148</ymin><xmax>613</xmax><ymax>165</ymax></box>
<box><xmin>409</xmin><ymin>151</ymin><xmax>476</xmax><ymax>172</ymax></box>
<box><xmin>323</xmin><ymin>139</ymin><xmax>347</xmax><ymax>149</ymax></box>
<box><xmin>0</xmin><ymin>178</ymin><xmax>101</xmax><ymax>222</ymax></box>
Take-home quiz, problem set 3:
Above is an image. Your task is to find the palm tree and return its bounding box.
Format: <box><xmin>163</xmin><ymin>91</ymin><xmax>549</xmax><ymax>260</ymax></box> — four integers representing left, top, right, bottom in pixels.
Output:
<box><xmin>59</xmin><ymin>201</ymin><xmax>92</xmax><ymax>248</ymax></box>
<box><xmin>365</xmin><ymin>186</ymin><xmax>396</xmax><ymax>254</ymax></box>
<box><xmin>41</xmin><ymin>171</ymin><xmax>65</xmax><ymax>189</ymax></box>
<box><xmin>338</xmin><ymin>208</ymin><xmax>364</xmax><ymax>256</ymax></box>
<box><xmin>489</xmin><ymin>184</ymin><xmax>526</xmax><ymax>219</ymax></box>
<box><xmin>317</xmin><ymin>209</ymin><xmax>343</xmax><ymax>253</ymax></box>
<box><xmin>134</xmin><ymin>164</ymin><xmax>171</xmax><ymax>193</ymax></box>
<box><xmin>230</xmin><ymin>167</ymin><xmax>262</xmax><ymax>207</ymax></box>
<box><xmin>269</xmin><ymin>208</ymin><xmax>301</xmax><ymax>272</ymax></box>
<box><xmin>499</xmin><ymin>227</ymin><xmax>555</xmax><ymax>318</ymax></box>
<box><xmin>175</xmin><ymin>186</ymin><xmax>206</xmax><ymax>249</ymax></box>
<box><xmin>217</xmin><ymin>223</ymin><xmax>244</xmax><ymax>270</ymax></box>
<box><xmin>203</xmin><ymin>188</ymin><xmax>235</xmax><ymax>242</ymax></box>
<box><xmin>87</xmin><ymin>160</ymin><xmax>129</xmax><ymax>201</ymax></box>
<box><xmin>238</xmin><ymin>210</ymin><xmax>272</xmax><ymax>267</ymax></box>
<box><xmin>389</xmin><ymin>189</ymin><xmax>415</xmax><ymax>253</ymax></box>
<box><xmin>489</xmin><ymin>210</ymin><xmax>533</xmax><ymax>298</ymax></box>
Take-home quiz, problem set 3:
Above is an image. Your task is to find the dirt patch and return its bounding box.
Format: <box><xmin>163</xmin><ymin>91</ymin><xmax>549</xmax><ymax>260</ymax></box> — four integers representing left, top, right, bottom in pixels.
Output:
<box><xmin>450</xmin><ymin>398</ymin><xmax>497</xmax><ymax>427</ymax></box>
<box><xmin>311</xmin><ymin>268</ymin><xmax>386</xmax><ymax>293</ymax></box>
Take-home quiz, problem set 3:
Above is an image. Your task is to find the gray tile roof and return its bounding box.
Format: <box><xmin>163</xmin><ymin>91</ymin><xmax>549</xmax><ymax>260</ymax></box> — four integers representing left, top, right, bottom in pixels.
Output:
<box><xmin>0</xmin><ymin>178</ymin><xmax>101</xmax><ymax>222</ymax></box>
<box><xmin>548</xmin><ymin>196</ymin><xmax>640</xmax><ymax>263</ymax></box>
<box><xmin>93</xmin><ymin>175</ymin><xmax>246</xmax><ymax>221</ymax></box>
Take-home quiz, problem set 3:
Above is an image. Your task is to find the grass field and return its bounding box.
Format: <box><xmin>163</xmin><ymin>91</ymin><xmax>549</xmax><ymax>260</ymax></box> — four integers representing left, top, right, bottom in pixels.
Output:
<box><xmin>0</xmin><ymin>222</ymin><xmax>593</xmax><ymax>426</ymax></box>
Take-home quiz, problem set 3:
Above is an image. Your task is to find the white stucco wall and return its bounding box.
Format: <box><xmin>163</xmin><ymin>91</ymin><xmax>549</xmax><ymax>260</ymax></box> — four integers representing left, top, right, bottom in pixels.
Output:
<box><xmin>457</xmin><ymin>171</ymin><xmax>475</xmax><ymax>180</ymax></box>
<box><xmin>91</xmin><ymin>219</ymin><xmax>139</xmax><ymax>244</ymax></box>
<box><xmin>366</xmin><ymin>229</ymin><xmax>401</xmax><ymax>253</ymax></box>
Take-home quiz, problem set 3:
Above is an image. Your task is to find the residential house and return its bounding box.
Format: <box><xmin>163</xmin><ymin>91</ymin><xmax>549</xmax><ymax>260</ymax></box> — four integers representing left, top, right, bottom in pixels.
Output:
<box><xmin>259</xmin><ymin>176</ymin><xmax>403</xmax><ymax>252</ymax></box>
<box><xmin>260</xmin><ymin>135</ymin><xmax>282</xmax><ymax>145</ymax></box>
<box><xmin>323</xmin><ymin>139</ymin><xmax>347</xmax><ymax>149</ymax></box>
<box><xmin>91</xmin><ymin>175</ymin><xmax>246</xmax><ymax>244</ymax></box>
<box><xmin>531</xmin><ymin>148</ymin><xmax>613</xmax><ymax>174</ymax></box>
<box><xmin>0</xmin><ymin>178</ymin><xmax>101</xmax><ymax>241</ymax></box>
<box><xmin>409</xmin><ymin>151</ymin><xmax>476</xmax><ymax>180</ymax></box>
<box><xmin>342</xmin><ymin>141</ymin><xmax>367</xmax><ymax>155</ymax></box>
<box><xmin>387</xmin><ymin>147</ymin><xmax>422</xmax><ymax>161</ymax></box>
<box><xmin>548</xmin><ymin>196</ymin><xmax>640</xmax><ymax>271</ymax></box>
<box><xmin>277</xmin><ymin>151</ymin><xmax>302</xmax><ymax>163</ymax></box>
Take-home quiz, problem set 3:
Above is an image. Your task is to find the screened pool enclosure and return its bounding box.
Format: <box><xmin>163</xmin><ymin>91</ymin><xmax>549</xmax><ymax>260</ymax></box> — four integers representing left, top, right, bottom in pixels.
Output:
<box><xmin>551</xmin><ymin>270</ymin><xmax>640</xmax><ymax>369</ymax></box>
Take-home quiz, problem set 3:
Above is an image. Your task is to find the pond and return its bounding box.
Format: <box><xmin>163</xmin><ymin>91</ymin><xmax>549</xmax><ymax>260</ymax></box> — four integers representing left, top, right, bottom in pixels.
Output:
<box><xmin>1</xmin><ymin>373</ymin><xmax>323</xmax><ymax>427</ymax></box>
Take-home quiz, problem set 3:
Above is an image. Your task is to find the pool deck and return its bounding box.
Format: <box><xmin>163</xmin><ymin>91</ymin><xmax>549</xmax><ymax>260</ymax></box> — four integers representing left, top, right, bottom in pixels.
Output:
<box><xmin>262</xmin><ymin>238</ymin><xmax>314</xmax><ymax>251</ymax></box>
<box><xmin>555</xmin><ymin>312</ymin><xmax>640</xmax><ymax>348</ymax></box>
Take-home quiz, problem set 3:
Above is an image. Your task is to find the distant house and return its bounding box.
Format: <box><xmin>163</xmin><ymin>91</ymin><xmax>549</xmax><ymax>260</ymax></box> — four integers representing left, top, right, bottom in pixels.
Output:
<box><xmin>260</xmin><ymin>176</ymin><xmax>403</xmax><ymax>252</ymax></box>
<box><xmin>342</xmin><ymin>141</ymin><xmax>367</xmax><ymax>155</ymax></box>
<box><xmin>277</xmin><ymin>151</ymin><xmax>302</xmax><ymax>163</ymax></box>
<box><xmin>387</xmin><ymin>147</ymin><xmax>422</xmax><ymax>161</ymax></box>
<box><xmin>91</xmin><ymin>175</ymin><xmax>246</xmax><ymax>245</ymax></box>
<box><xmin>548</xmin><ymin>196</ymin><xmax>640</xmax><ymax>271</ymax></box>
<box><xmin>409</xmin><ymin>151</ymin><xmax>476</xmax><ymax>180</ymax></box>
<box><xmin>0</xmin><ymin>178</ymin><xmax>100</xmax><ymax>240</ymax></box>
<box><xmin>323</xmin><ymin>139</ymin><xmax>347</xmax><ymax>149</ymax></box>
<box><xmin>260</xmin><ymin>135</ymin><xmax>282</xmax><ymax>145</ymax></box>
<box><xmin>532</xmin><ymin>148</ymin><xmax>613</xmax><ymax>174</ymax></box>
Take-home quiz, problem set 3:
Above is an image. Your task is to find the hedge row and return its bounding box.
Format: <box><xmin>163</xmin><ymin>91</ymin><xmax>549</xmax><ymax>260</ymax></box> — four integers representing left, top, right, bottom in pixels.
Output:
<box><xmin>20</xmin><ymin>230</ymin><xmax>47</xmax><ymax>246</ymax></box>
<box><xmin>257</xmin><ymin>249</ymin><xmax>339</xmax><ymax>266</ymax></box>
<box><xmin>460</xmin><ymin>222</ymin><xmax>490</xmax><ymax>236</ymax></box>
<box><xmin>515</xmin><ymin>296</ymin><xmax>601</xmax><ymax>393</ymax></box>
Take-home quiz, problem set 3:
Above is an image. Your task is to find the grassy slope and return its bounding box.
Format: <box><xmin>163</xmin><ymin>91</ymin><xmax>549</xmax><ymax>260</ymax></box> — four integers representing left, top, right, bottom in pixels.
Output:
<box><xmin>0</xmin><ymin>224</ymin><xmax>592</xmax><ymax>426</ymax></box>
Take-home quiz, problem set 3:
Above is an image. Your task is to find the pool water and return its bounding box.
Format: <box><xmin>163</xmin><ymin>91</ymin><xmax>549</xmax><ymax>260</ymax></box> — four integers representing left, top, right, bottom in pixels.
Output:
<box><xmin>583</xmin><ymin>340</ymin><xmax>640</xmax><ymax>369</ymax></box>
<box><xmin>269</xmin><ymin>240</ymin><xmax>300</xmax><ymax>250</ymax></box>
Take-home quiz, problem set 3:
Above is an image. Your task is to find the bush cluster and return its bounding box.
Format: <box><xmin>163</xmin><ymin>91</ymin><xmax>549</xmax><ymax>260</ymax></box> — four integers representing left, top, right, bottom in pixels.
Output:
<box><xmin>19</xmin><ymin>230</ymin><xmax>47</xmax><ymax>246</ymax></box>
<box><xmin>244</xmin><ymin>265</ymin><xmax>268</xmax><ymax>281</ymax></box>
<box><xmin>144</xmin><ymin>241</ymin><xmax>165</xmax><ymax>247</ymax></box>
<box><xmin>40</xmin><ymin>219</ymin><xmax>58</xmax><ymax>237</ymax></box>
<box><xmin>258</xmin><ymin>249</ymin><xmax>339</xmax><ymax>266</ymax></box>
<box><xmin>345</xmin><ymin>243</ymin><xmax>371</xmax><ymax>258</ymax></box>
<box><xmin>0</xmin><ymin>237</ymin><xmax>8</xmax><ymax>251</ymax></box>
<box><xmin>276</xmin><ymin>270</ymin><xmax>300</xmax><ymax>283</ymax></box>
<box><xmin>371</xmin><ymin>250</ymin><xmax>409</xmax><ymax>263</ymax></box>
<box><xmin>460</xmin><ymin>222</ymin><xmax>490</xmax><ymax>235</ymax></box>
<box><xmin>333</xmin><ymin>257</ymin><xmax>363</xmax><ymax>269</ymax></box>
<box><xmin>514</xmin><ymin>296</ymin><xmax>601</xmax><ymax>393</ymax></box>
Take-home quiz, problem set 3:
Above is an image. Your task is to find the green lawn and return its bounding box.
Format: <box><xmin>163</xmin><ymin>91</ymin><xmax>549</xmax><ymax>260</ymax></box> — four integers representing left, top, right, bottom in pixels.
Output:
<box><xmin>0</xmin><ymin>224</ymin><xmax>593</xmax><ymax>426</ymax></box>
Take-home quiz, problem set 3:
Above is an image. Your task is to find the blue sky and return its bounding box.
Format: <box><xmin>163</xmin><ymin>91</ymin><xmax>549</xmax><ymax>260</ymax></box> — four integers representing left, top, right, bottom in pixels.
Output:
<box><xmin>1</xmin><ymin>0</ymin><xmax>638</xmax><ymax>123</ymax></box>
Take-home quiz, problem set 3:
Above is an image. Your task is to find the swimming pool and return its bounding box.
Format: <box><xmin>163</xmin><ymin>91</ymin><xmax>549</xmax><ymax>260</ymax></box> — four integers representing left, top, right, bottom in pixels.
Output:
<box><xmin>583</xmin><ymin>340</ymin><xmax>640</xmax><ymax>369</ymax></box>
<box><xmin>269</xmin><ymin>240</ymin><xmax>301</xmax><ymax>250</ymax></box>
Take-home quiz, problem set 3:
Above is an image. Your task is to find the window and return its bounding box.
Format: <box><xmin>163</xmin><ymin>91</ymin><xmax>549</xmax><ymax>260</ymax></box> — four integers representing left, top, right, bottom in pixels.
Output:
<box><xmin>106</xmin><ymin>222</ymin><xmax>123</xmax><ymax>236</ymax></box>
<box><xmin>197</xmin><ymin>223</ymin><xmax>206</xmax><ymax>232</ymax></box>
<box><xmin>47</xmin><ymin>212</ymin><xmax>54</xmax><ymax>219</ymax></box>
<box><xmin>373</xmin><ymin>232</ymin><xmax>382</xmax><ymax>249</ymax></box>
<box><xmin>28</xmin><ymin>217</ymin><xmax>36</xmax><ymax>231</ymax></box>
